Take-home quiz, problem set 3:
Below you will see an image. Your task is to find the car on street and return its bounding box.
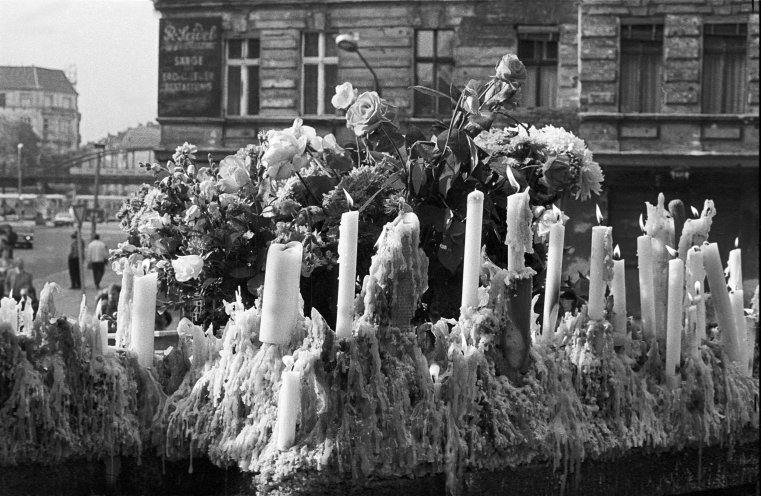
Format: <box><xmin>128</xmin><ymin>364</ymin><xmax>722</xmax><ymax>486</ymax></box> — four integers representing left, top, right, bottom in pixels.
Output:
<box><xmin>0</xmin><ymin>223</ymin><xmax>34</xmax><ymax>249</ymax></box>
<box><xmin>53</xmin><ymin>212</ymin><xmax>75</xmax><ymax>227</ymax></box>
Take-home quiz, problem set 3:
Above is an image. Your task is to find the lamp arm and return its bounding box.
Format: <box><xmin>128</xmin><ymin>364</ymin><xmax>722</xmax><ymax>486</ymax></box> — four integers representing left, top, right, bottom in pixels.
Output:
<box><xmin>355</xmin><ymin>49</ymin><xmax>381</xmax><ymax>96</ymax></box>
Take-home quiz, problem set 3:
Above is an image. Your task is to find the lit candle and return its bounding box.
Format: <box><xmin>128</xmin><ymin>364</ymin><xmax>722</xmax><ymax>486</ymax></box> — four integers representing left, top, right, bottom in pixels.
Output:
<box><xmin>588</xmin><ymin>205</ymin><xmax>611</xmax><ymax>321</ymax></box>
<box><xmin>541</xmin><ymin>205</ymin><xmax>565</xmax><ymax>339</ymax></box>
<box><xmin>645</xmin><ymin>194</ymin><xmax>675</xmax><ymax>345</ymax></box>
<box><xmin>129</xmin><ymin>271</ymin><xmax>158</xmax><ymax>369</ymax></box>
<box><xmin>505</xmin><ymin>168</ymin><xmax>532</xmax><ymax>272</ymax></box>
<box><xmin>260</xmin><ymin>241</ymin><xmax>303</xmax><ymax>345</ymax></box>
<box><xmin>746</xmin><ymin>315</ymin><xmax>756</xmax><ymax>374</ymax></box>
<box><xmin>335</xmin><ymin>210</ymin><xmax>359</xmax><ymax>339</ymax></box>
<box><xmin>116</xmin><ymin>261</ymin><xmax>134</xmax><ymax>348</ymax></box>
<box><xmin>726</xmin><ymin>238</ymin><xmax>742</xmax><ymax>291</ymax></box>
<box><xmin>429</xmin><ymin>363</ymin><xmax>441</xmax><ymax>397</ymax></box>
<box><xmin>610</xmin><ymin>245</ymin><xmax>627</xmax><ymax>339</ymax></box>
<box><xmin>276</xmin><ymin>356</ymin><xmax>301</xmax><ymax>451</ymax></box>
<box><xmin>686</xmin><ymin>304</ymin><xmax>699</xmax><ymax>360</ymax></box>
<box><xmin>677</xmin><ymin>200</ymin><xmax>715</xmax><ymax>260</ymax></box>
<box><xmin>730</xmin><ymin>290</ymin><xmax>747</xmax><ymax>375</ymax></box>
<box><xmin>694</xmin><ymin>282</ymin><xmax>706</xmax><ymax>343</ymax></box>
<box><xmin>702</xmin><ymin>242</ymin><xmax>741</xmax><ymax>365</ymax></box>
<box><xmin>685</xmin><ymin>247</ymin><xmax>706</xmax><ymax>341</ymax></box>
<box><xmin>665</xmin><ymin>255</ymin><xmax>684</xmax><ymax>384</ymax></box>
<box><xmin>462</xmin><ymin>190</ymin><xmax>484</xmax><ymax>311</ymax></box>
<box><xmin>100</xmin><ymin>319</ymin><xmax>110</xmax><ymax>356</ymax></box>
<box><xmin>637</xmin><ymin>217</ymin><xmax>657</xmax><ymax>340</ymax></box>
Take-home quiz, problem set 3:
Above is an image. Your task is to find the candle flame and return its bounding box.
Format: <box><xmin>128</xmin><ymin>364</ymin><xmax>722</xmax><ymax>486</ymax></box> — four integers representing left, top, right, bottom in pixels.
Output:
<box><xmin>695</xmin><ymin>281</ymin><xmax>702</xmax><ymax>294</ymax></box>
<box><xmin>552</xmin><ymin>204</ymin><xmax>562</xmax><ymax>223</ymax></box>
<box><xmin>666</xmin><ymin>245</ymin><xmax>677</xmax><ymax>257</ymax></box>
<box><xmin>595</xmin><ymin>204</ymin><xmax>603</xmax><ymax>225</ymax></box>
<box><xmin>282</xmin><ymin>355</ymin><xmax>295</xmax><ymax>370</ymax></box>
<box><xmin>687</xmin><ymin>292</ymin><xmax>694</xmax><ymax>304</ymax></box>
<box><xmin>343</xmin><ymin>188</ymin><xmax>354</xmax><ymax>209</ymax></box>
<box><xmin>505</xmin><ymin>166</ymin><xmax>520</xmax><ymax>191</ymax></box>
<box><xmin>690</xmin><ymin>205</ymin><xmax>700</xmax><ymax>217</ymax></box>
<box><xmin>734</xmin><ymin>237</ymin><xmax>739</xmax><ymax>248</ymax></box>
<box><xmin>745</xmin><ymin>308</ymin><xmax>754</xmax><ymax>316</ymax></box>
<box><xmin>613</xmin><ymin>244</ymin><xmax>621</xmax><ymax>259</ymax></box>
<box><xmin>429</xmin><ymin>363</ymin><xmax>440</xmax><ymax>382</ymax></box>
<box><xmin>639</xmin><ymin>213</ymin><xmax>646</xmax><ymax>233</ymax></box>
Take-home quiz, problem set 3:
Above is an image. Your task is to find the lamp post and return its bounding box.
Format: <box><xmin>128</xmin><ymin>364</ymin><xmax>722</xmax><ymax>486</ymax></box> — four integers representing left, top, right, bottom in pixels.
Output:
<box><xmin>335</xmin><ymin>33</ymin><xmax>380</xmax><ymax>95</ymax></box>
<box><xmin>91</xmin><ymin>143</ymin><xmax>106</xmax><ymax>239</ymax></box>
<box><xmin>16</xmin><ymin>143</ymin><xmax>23</xmax><ymax>201</ymax></box>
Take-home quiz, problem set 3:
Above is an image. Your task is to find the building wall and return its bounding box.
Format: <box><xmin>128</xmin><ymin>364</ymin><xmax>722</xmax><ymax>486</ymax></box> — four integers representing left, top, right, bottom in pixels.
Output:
<box><xmin>0</xmin><ymin>88</ymin><xmax>79</xmax><ymax>154</ymax></box>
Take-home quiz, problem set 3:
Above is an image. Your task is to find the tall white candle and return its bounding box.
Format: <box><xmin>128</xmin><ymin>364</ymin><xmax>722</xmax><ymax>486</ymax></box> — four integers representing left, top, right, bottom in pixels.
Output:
<box><xmin>702</xmin><ymin>242</ymin><xmax>741</xmax><ymax>365</ymax></box>
<box><xmin>506</xmin><ymin>188</ymin><xmax>532</xmax><ymax>272</ymax></box>
<box><xmin>695</xmin><ymin>282</ymin><xmax>707</xmax><ymax>343</ymax></box>
<box><xmin>129</xmin><ymin>272</ymin><xmax>158</xmax><ymax>369</ymax></box>
<box><xmin>726</xmin><ymin>240</ymin><xmax>742</xmax><ymax>291</ymax></box>
<box><xmin>116</xmin><ymin>263</ymin><xmax>134</xmax><ymax>348</ymax></box>
<box><xmin>461</xmin><ymin>190</ymin><xmax>484</xmax><ymax>311</ymax></box>
<box><xmin>746</xmin><ymin>316</ymin><xmax>756</xmax><ymax>374</ymax></box>
<box><xmin>100</xmin><ymin>319</ymin><xmax>110</xmax><ymax>356</ymax></box>
<box><xmin>542</xmin><ymin>217</ymin><xmax>565</xmax><ymax>338</ymax></box>
<box><xmin>610</xmin><ymin>247</ymin><xmax>627</xmax><ymax>337</ymax></box>
<box><xmin>588</xmin><ymin>226</ymin><xmax>611</xmax><ymax>321</ymax></box>
<box><xmin>730</xmin><ymin>290</ymin><xmax>748</xmax><ymax>375</ymax></box>
<box><xmin>259</xmin><ymin>241</ymin><xmax>303</xmax><ymax>345</ymax></box>
<box><xmin>276</xmin><ymin>366</ymin><xmax>301</xmax><ymax>451</ymax></box>
<box><xmin>686</xmin><ymin>304</ymin><xmax>699</xmax><ymax>360</ymax></box>
<box><xmin>336</xmin><ymin>211</ymin><xmax>359</xmax><ymax>339</ymax></box>
<box><xmin>665</xmin><ymin>257</ymin><xmax>684</xmax><ymax>382</ymax></box>
<box><xmin>637</xmin><ymin>234</ymin><xmax>657</xmax><ymax>339</ymax></box>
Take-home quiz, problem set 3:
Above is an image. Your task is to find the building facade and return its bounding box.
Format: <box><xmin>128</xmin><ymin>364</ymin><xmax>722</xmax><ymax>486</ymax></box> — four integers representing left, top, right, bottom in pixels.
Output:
<box><xmin>152</xmin><ymin>0</ymin><xmax>759</xmax><ymax>310</ymax></box>
<box><xmin>0</xmin><ymin>66</ymin><xmax>80</xmax><ymax>155</ymax></box>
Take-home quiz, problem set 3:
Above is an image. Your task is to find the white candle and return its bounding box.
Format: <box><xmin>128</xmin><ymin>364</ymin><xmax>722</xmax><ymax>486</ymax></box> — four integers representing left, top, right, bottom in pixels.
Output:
<box><xmin>730</xmin><ymin>290</ymin><xmax>747</xmax><ymax>375</ymax></box>
<box><xmin>695</xmin><ymin>283</ymin><xmax>707</xmax><ymax>343</ymax></box>
<box><xmin>726</xmin><ymin>241</ymin><xmax>742</xmax><ymax>291</ymax></box>
<box><xmin>129</xmin><ymin>272</ymin><xmax>158</xmax><ymax>369</ymax></box>
<box><xmin>429</xmin><ymin>363</ymin><xmax>441</xmax><ymax>397</ymax></box>
<box><xmin>542</xmin><ymin>218</ymin><xmax>565</xmax><ymax>338</ymax></box>
<box><xmin>686</xmin><ymin>305</ymin><xmax>699</xmax><ymax>360</ymax></box>
<box><xmin>588</xmin><ymin>226</ymin><xmax>611</xmax><ymax>321</ymax></box>
<box><xmin>665</xmin><ymin>257</ymin><xmax>684</xmax><ymax>382</ymax></box>
<box><xmin>335</xmin><ymin>211</ymin><xmax>359</xmax><ymax>339</ymax></box>
<box><xmin>637</xmin><ymin>234</ymin><xmax>657</xmax><ymax>339</ymax></box>
<box><xmin>461</xmin><ymin>190</ymin><xmax>484</xmax><ymax>311</ymax></box>
<box><xmin>259</xmin><ymin>241</ymin><xmax>303</xmax><ymax>345</ymax></box>
<box><xmin>0</xmin><ymin>297</ymin><xmax>17</xmax><ymax>333</ymax></box>
<box><xmin>506</xmin><ymin>188</ymin><xmax>532</xmax><ymax>272</ymax></box>
<box><xmin>610</xmin><ymin>247</ymin><xmax>627</xmax><ymax>337</ymax></box>
<box><xmin>702</xmin><ymin>242</ymin><xmax>741</xmax><ymax>365</ymax></box>
<box><xmin>116</xmin><ymin>263</ymin><xmax>134</xmax><ymax>348</ymax></box>
<box><xmin>276</xmin><ymin>366</ymin><xmax>301</xmax><ymax>450</ymax></box>
<box><xmin>100</xmin><ymin>319</ymin><xmax>110</xmax><ymax>356</ymax></box>
<box><xmin>746</xmin><ymin>316</ymin><xmax>756</xmax><ymax>374</ymax></box>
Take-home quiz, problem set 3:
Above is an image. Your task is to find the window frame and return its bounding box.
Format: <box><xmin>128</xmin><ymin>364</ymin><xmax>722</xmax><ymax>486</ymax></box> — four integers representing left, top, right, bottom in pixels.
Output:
<box><xmin>701</xmin><ymin>23</ymin><xmax>748</xmax><ymax>114</ymax></box>
<box><xmin>413</xmin><ymin>28</ymin><xmax>456</xmax><ymax>117</ymax></box>
<box><xmin>517</xmin><ymin>26</ymin><xmax>559</xmax><ymax>108</ymax></box>
<box><xmin>301</xmin><ymin>31</ymin><xmax>339</xmax><ymax>115</ymax></box>
<box><xmin>225</xmin><ymin>37</ymin><xmax>261</xmax><ymax>117</ymax></box>
<box><xmin>619</xmin><ymin>22</ymin><xmax>664</xmax><ymax>113</ymax></box>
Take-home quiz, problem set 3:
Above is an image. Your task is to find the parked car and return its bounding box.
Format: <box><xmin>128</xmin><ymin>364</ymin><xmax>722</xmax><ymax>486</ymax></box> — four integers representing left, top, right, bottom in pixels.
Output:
<box><xmin>53</xmin><ymin>212</ymin><xmax>75</xmax><ymax>227</ymax></box>
<box><xmin>0</xmin><ymin>224</ymin><xmax>34</xmax><ymax>249</ymax></box>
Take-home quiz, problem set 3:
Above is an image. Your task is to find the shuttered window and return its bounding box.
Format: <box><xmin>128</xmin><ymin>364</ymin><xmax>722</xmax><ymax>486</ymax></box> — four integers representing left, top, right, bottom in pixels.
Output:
<box><xmin>517</xmin><ymin>28</ymin><xmax>558</xmax><ymax>108</ymax></box>
<box><xmin>702</xmin><ymin>23</ymin><xmax>747</xmax><ymax>114</ymax></box>
<box><xmin>620</xmin><ymin>24</ymin><xmax>663</xmax><ymax>113</ymax></box>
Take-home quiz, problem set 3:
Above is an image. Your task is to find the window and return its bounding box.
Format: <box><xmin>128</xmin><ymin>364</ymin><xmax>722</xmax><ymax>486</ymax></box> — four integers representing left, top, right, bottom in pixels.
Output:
<box><xmin>0</xmin><ymin>93</ymin><xmax>6</xmax><ymax>108</ymax></box>
<box><xmin>620</xmin><ymin>24</ymin><xmax>663</xmax><ymax>113</ymax></box>
<box><xmin>20</xmin><ymin>93</ymin><xmax>31</xmax><ymax>107</ymax></box>
<box><xmin>702</xmin><ymin>23</ymin><xmax>747</xmax><ymax>114</ymax></box>
<box><xmin>302</xmin><ymin>32</ymin><xmax>338</xmax><ymax>114</ymax></box>
<box><xmin>414</xmin><ymin>29</ymin><xmax>455</xmax><ymax>116</ymax></box>
<box><xmin>43</xmin><ymin>118</ymin><xmax>49</xmax><ymax>138</ymax></box>
<box><xmin>62</xmin><ymin>96</ymin><xmax>72</xmax><ymax>109</ymax></box>
<box><xmin>517</xmin><ymin>28</ymin><xmax>558</xmax><ymax>108</ymax></box>
<box><xmin>44</xmin><ymin>94</ymin><xmax>53</xmax><ymax>107</ymax></box>
<box><xmin>226</xmin><ymin>38</ymin><xmax>260</xmax><ymax>116</ymax></box>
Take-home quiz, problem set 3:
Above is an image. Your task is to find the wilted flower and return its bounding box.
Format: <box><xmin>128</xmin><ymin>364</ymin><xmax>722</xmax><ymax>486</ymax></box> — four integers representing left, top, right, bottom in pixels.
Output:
<box><xmin>495</xmin><ymin>53</ymin><xmax>527</xmax><ymax>84</ymax></box>
<box><xmin>345</xmin><ymin>91</ymin><xmax>397</xmax><ymax>136</ymax></box>
<box><xmin>172</xmin><ymin>255</ymin><xmax>204</xmax><ymax>282</ymax></box>
<box><xmin>261</xmin><ymin>119</ymin><xmax>320</xmax><ymax>180</ymax></box>
<box><xmin>331</xmin><ymin>82</ymin><xmax>358</xmax><ymax>110</ymax></box>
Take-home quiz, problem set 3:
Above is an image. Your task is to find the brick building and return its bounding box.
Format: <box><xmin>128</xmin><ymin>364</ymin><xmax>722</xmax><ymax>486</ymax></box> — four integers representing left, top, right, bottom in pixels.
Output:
<box><xmin>152</xmin><ymin>0</ymin><xmax>759</xmax><ymax>311</ymax></box>
<box><xmin>0</xmin><ymin>66</ymin><xmax>80</xmax><ymax>155</ymax></box>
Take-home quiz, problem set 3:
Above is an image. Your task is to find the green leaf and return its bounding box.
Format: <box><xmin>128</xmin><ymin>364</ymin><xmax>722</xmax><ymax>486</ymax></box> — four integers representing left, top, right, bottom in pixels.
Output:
<box><xmin>414</xmin><ymin>204</ymin><xmax>449</xmax><ymax>232</ymax></box>
<box><xmin>358</xmin><ymin>171</ymin><xmax>403</xmax><ymax>213</ymax></box>
<box><xmin>325</xmin><ymin>150</ymin><xmax>355</xmax><ymax>172</ymax></box>
<box><xmin>410</xmin><ymin>160</ymin><xmax>426</xmax><ymax>194</ymax></box>
<box><xmin>229</xmin><ymin>267</ymin><xmax>257</xmax><ymax>279</ymax></box>
<box><xmin>409</xmin><ymin>85</ymin><xmax>458</xmax><ymax>105</ymax></box>
<box><xmin>303</xmin><ymin>175</ymin><xmax>340</xmax><ymax>200</ymax></box>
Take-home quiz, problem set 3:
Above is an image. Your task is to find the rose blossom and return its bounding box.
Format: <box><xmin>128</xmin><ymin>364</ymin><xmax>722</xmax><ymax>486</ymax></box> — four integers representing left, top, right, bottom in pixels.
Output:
<box><xmin>331</xmin><ymin>82</ymin><xmax>358</xmax><ymax>110</ymax></box>
<box><xmin>345</xmin><ymin>91</ymin><xmax>397</xmax><ymax>136</ymax></box>
<box><xmin>172</xmin><ymin>255</ymin><xmax>204</xmax><ymax>282</ymax></box>
<box><xmin>184</xmin><ymin>205</ymin><xmax>201</xmax><ymax>223</ymax></box>
<box><xmin>495</xmin><ymin>53</ymin><xmax>527</xmax><ymax>84</ymax></box>
<box><xmin>218</xmin><ymin>155</ymin><xmax>251</xmax><ymax>193</ymax></box>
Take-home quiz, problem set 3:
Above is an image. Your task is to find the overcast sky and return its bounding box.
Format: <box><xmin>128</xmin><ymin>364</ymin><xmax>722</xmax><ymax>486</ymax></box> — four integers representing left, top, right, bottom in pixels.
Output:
<box><xmin>0</xmin><ymin>0</ymin><xmax>159</xmax><ymax>143</ymax></box>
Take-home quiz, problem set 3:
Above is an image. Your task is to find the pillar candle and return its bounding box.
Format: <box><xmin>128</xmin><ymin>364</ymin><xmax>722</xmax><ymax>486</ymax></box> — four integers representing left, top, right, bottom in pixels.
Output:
<box><xmin>588</xmin><ymin>226</ymin><xmax>611</xmax><ymax>321</ymax></box>
<box><xmin>685</xmin><ymin>247</ymin><xmax>706</xmax><ymax>341</ymax></box>
<box><xmin>686</xmin><ymin>305</ymin><xmax>699</xmax><ymax>360</ymax></box>
<box><xmin>746</xmin><ymin>316</ymin><xmax>756</xmax><ymax>374</ymax></box>
<box><xmin>100</xmin><ymin>319</ymin><xmax>110</xmax><ymax>356</ymax></box>
<box><xmin>730</xmin><ymin>290</ymin><xmax>748</xmax><ymax>375</ymax></box>
<box><xmin>702</xmin><ymin>242</ymin><xmax>741</xmax><ymax>365</ymax></box>
<box><xmin>695</xmin><ymin>283</ymin><xmax>707</xmax><ymax>343</ymax></box>
<box><xmin>541</xmin><ymin>220</ymin><xmax>565</xmax><ymax>338</ymax></box>
<box><xmin>0</xmin><ymin>297</ymin><xmax>17</xmax><ymax>333</ymax></box>
<box><xmin>665</xmin><ymin>257</ymin><xmax>684</xmax><ymax>382</ymax></box>
<box><xmin>461</xmin><ymin>190</ymin><xmax>484</xmax><ymax>311</ymax></box>
<box><xmin>610</xmin><ymin>249</ymin><xmax>627</xmax><ymax>337</ymax></box>
<box><xmin>276</xmin><ymin>367</ymin><xmax>301</xmax><ymax>450</ymax></box>
<box><xmin>116</xmin><ymin>263</ymin><xmax>134</xmax><ymax>348</ymax></box>
<box><xmin>637</xmin><ymin>235</ymin><xmax>657</xmax><ymax>339</ymax></box>
<box><xmin>335</xmin><ymin>211</ymin><xmax>359</xmax><ymax>339</ymax></box>
<box><xmin>129</xmin><ymin>272</ymin><xmax>158</xmax><ymax>369</ymax></box>
<box><xmin>727</xmin><ymin>241</ymin><xmax>742</xmax><ymax>291</ymax></box>
<box><xmin>506</xmin><ymin>188</ymin><xmax>532</xmax><ymax>272</ymax></box>
<box><xmin>259</xmin><ymin>241</ymin><xmax>303</xmax><ymax>345</ymax></box>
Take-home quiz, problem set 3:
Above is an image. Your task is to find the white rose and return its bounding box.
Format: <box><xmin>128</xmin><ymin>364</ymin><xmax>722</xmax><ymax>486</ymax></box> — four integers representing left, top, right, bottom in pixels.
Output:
<box><xmin>172</xmin><ymin>255</ymin><xmax>204</xmax><ymax>282</ymax></box>
<box><xmin>218</xmin><ymin>155</ymin><xmax>251</xmax><ymax>193</ymax></box>
<box><xmin>262</xmin><ymin>131</ymin><xmax>307</xmax><ymax>180</ymax></box>
<box><xmin>331</xmin><ymin>82</ymin><xmax>358</xmax><ymax>110</ymax></box>
<box><xmin>184</xmin><ymin>205</ymin><xmax>201</xmax><ymax>223</ymax></box>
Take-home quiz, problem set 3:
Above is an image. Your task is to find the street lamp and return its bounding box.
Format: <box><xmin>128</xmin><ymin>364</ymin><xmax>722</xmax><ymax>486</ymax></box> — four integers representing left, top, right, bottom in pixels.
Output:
<box><xmin>335</xmin><ymin>33</ymin><xmax>380</xmax><ymax>95</ymax></box>
<box><xmin>16</xmin><ymin>143</ymin><xmax>23</xmax><ymax>201</ymax></box>
<box><xmin>91</xmin><ymin>142</ymin><xmax>106</xmax><ymax>239</ymax></box>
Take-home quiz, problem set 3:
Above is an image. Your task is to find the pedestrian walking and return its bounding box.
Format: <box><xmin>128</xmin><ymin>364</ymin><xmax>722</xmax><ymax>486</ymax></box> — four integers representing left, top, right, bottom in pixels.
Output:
<box><xmin>5</xmin><ymin>226</ymin><xmax>16</xmax><ymax>259</ymax></box>
<box><xmin>5</xmin><ymin>258</ymin><xmax>35</xmax><ymax>303</ymax></box>
<box><xmin>86</xmin><ymin>233</ymin><xmax>109</xmax><ymax>289</ymax></box>
<box><xmin>68</xmin><ymin>232</ymin><xmax>84</xmax><ymax>290</ymax></box>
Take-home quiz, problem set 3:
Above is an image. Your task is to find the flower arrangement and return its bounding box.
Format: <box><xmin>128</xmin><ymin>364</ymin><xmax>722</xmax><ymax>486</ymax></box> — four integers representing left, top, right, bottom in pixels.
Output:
<box><xmin>117</xmin><ymin>53</ymin><xmax>603</xmax><ymax>328</ymax></box>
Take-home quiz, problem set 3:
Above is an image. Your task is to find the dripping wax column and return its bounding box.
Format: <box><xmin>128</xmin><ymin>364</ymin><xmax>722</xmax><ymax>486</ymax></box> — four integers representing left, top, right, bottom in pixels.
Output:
<box><xmin>541</xmin><ymin>209</ymin><xmax>565</xmax><ymax>339</ymax></box>
<box><xmin>276</xmin><ymin>358</ymin><xmax>301</xmax><ymax>450</ymax></box>
<box><xmin>506</xmin><ymin>186</ymin><xmax>532</xmax><ymax>272</ymax></box>
<box><xmin>702</xmin><ymin>242</ymin><xmax>741</xmax><ymax>365</ymax></box>
<box><xmin>588</xmin><ymin>221</ymin><xmax>611</xmax><ymax>321</ymax></box>
<box><xmin>637</xmin><ymin>232</ymin><xmax>657</xmax><ymax>339</ymax></box>
<box><xmin>685</xmin><ymin>246</ymin><xmax>706</xmax><ymax>341</ymax></box>
<box><xmin>260</xmin><ymin>242</ymin><xmax>304</xmax><ymax>345</ymax></box>
<box><xmin>335</xmin><ymin>211</ymin><xmax>359</xmax><ymax>339</ymax></box>
<box><xmin>462</xmin><ymin>190</ymin><xmax>484</xmax><ymax>311</ymax></box>
<box><xmin>665</xmin><ymin>256</ymin><xmax>684</xmax><ymax>385</ymax></box>
<box><xmin>116</xmin><ymin>261</ymin><xmax>134</xmax><ymax>348</ymax></box>
<box><xmin>129</xmin><ymin>271</ymin><xmax>158</xmax><ymax>368</ymax></box>
<box><xmin>730</xmin><ymin>289</ymin><xmax>748</xmax><ymax>375</ymax></box>
<box><xmin>610</xmin><ymin>245</ymin><xmax>627</xmax><ymax>340</ymax></box>
<box><xmin>727</xmin><ymin>238</ymin><xmax>742</xmax><ymax>291</ymax></box>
